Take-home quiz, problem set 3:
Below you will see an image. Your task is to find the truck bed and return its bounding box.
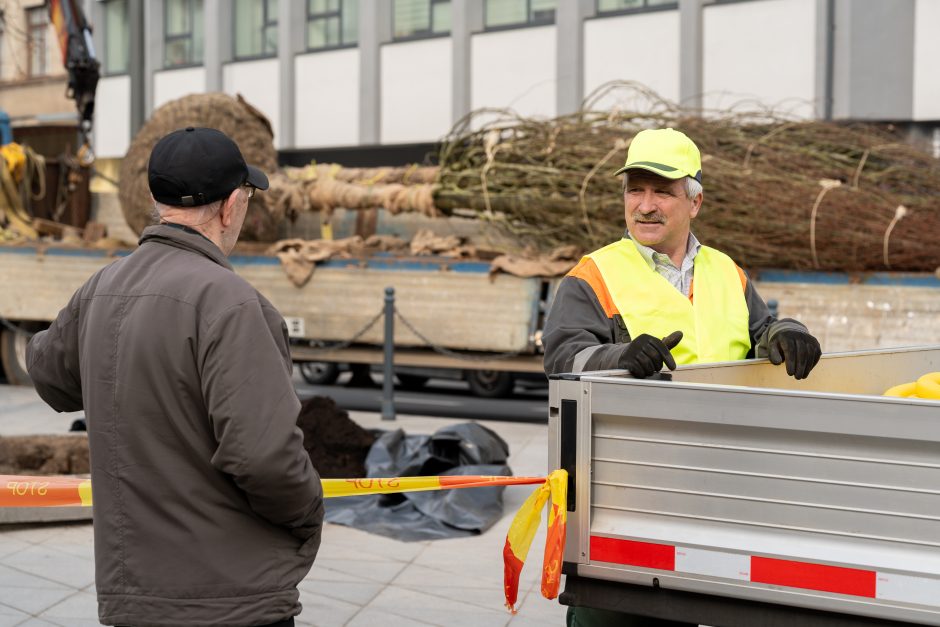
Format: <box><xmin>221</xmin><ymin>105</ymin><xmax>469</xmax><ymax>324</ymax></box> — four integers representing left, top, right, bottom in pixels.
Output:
<box><xmin>550</xmin><ymin>347</ymin><xmax>940</xmax><ymax>625</ymax></box>
<box><xmin>0</xmin><ymin>244</ymin><xmax>545</xmax><ymax>357</ymax></box>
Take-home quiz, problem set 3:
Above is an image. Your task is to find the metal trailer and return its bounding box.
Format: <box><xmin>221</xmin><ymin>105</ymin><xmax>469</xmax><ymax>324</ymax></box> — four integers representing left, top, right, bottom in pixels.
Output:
<box><xmin>0</xmin><ymin>244</ymin><xmax>548</xmax><ymax>387</ymax></box>
<box><xmin>549</xmin><ymin>347</ymin><xmax>940</xmax><ymax>626</ymax></box>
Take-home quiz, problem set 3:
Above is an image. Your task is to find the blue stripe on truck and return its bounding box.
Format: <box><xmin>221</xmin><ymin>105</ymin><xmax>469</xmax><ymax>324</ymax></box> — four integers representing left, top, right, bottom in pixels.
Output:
<box><xmin>755</xmin><ymin>269</ymin><xmax>940</xmax><ymax>288</ymax></box>
<box><xmin>0</xmin><ymin>247</ymin><xmax>493</xmax><ymax>274</ymax></box>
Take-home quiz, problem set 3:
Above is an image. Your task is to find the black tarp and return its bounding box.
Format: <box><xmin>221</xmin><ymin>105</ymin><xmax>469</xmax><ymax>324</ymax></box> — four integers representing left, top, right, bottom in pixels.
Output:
<box><xmin>324</xmin><ymin>422</ymin><xmax>512</xmax><ymax>541</ymax></box>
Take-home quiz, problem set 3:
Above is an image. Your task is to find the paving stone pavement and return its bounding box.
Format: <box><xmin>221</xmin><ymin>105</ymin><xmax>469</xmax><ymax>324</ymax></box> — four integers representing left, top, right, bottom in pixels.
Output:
<box><xmin>0</xmin><ymin>384</ymin><xmax>567</xmax><ymax>626</ymax></box>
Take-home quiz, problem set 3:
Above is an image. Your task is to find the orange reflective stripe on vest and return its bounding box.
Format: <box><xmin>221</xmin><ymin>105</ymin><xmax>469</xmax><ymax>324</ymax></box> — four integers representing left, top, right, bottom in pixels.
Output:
<box><xmin>587</xmin><ymin>239</ymin><xmax>750</xmax><ymax>364</ymax></box>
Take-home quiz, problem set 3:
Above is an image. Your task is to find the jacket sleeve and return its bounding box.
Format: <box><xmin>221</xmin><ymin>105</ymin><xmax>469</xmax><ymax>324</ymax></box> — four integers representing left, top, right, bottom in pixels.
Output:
<box><xmin>200</xmin><ymin>297</ymin><xmax>324</xmax><ymax>541</ymax></box>
<box><xmin>26</xmin><ymin>289</ymin><xmax>84</xmax><ymax>413</ymax></box>
<box><xmin>542</xmin><ymin>276</ymin><xmax>626</xmax><ymax>375</ymax></box>
<box><xmin>745</xmin><ymin>275</ymin><xmax>808</xmax><ymax>358</ymax></box>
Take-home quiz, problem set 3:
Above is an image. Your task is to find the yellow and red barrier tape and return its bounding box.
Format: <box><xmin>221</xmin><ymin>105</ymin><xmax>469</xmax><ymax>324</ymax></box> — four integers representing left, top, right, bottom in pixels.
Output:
<box><xmin>1</xmin><ymin>470</ymin><xmax>568</xmax><ymax>613</ymax></box>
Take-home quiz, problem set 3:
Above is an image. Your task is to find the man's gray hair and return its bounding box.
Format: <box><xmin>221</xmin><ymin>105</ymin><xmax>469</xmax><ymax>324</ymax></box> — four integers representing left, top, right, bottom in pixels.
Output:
<box><xmin>622</xmin><ymin>173</ymin><xmax>703</xmax><ymax>200</ymax></box>
<box><xmin>151</xmin><ymin>199</ymin><xmax>223</xmax><ymax>224</ymax></box>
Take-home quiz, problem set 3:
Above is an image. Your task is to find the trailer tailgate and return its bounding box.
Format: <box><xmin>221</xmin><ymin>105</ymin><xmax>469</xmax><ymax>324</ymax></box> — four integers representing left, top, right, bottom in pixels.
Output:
<box><xmin>550</xmin><ymin>347</ymin><xmax>940</xmax><ymax>625</ymax></box>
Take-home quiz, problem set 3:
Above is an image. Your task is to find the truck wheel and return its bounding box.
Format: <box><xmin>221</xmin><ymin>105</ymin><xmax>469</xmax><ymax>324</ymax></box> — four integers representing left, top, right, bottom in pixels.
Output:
<box><xmin>299</xmin><ymin>361</ymin><xmax>340</xmax><ymax>385</ymax></box>
<box><xmin>465</xmin><ymin>370</ymin><xmax>514</xmax><ymax>398</ymax></box>
<box><xmin>396</xmin><ymin>374</ymin><xmax>429</xmax><ymax>391</ymax></box>
<box><xmin>1</xmin><ymin>324</ymin><xmax>36</xmax><ymax>386</ymax></box>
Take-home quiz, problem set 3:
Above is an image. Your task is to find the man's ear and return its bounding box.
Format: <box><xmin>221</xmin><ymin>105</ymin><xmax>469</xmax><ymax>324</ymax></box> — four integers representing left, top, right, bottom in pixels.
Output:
<box><xmin>689</xmin><ymin>191</ymin><xmax>703</xmax><ymax>219</ymax></box>
<box><xmin>220</xmin><ymin>188</ymin><xmax>241</xmax><ymax>227</ymax></box>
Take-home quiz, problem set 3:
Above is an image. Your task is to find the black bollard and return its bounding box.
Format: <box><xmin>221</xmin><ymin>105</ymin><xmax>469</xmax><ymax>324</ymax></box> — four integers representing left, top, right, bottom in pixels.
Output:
<box><xmin>768</xmin><ymin>299</ymin><xmax>779</xmax><ymax>319</ymax></box>
<box><xmin>381</xmin><ymin>287</ymin><xmax>396</xmax><ymax>421</ymax></box>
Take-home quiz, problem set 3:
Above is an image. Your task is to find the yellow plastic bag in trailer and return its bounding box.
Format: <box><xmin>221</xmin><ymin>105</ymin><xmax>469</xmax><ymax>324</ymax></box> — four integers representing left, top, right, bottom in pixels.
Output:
<box><xmin>883</xmin><ymin>372</ymin><xmax>940</xmax><ymax>399</ymax></box>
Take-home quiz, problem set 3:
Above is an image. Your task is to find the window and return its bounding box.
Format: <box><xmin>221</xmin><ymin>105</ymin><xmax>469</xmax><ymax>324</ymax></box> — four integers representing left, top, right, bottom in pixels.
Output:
<box><xmin>234</xmin><ymin>0</ymin><xmax>278</xmax><ymax>59</ymax></box>
<box><xmin>306</xmin><ymin>0</ymin><xmax>359</xmax><ymax>51</ymax></box>
<box><xmin>485</xmin><ymin>0</ymin><xmax>555</xmax><ymax>29</ymax></box>
<box><xmin>596</xmin><ymin>0</ymin><xmax>676</xmax><ymax>13</ymax></box>
<box><xmin>104</xmin><ymin>0</ymin><xmax>129</xmax><ymax>74</ymax></box>
<box><xmin>393</xmin><ymin>0</ymin><xmax>450</xmax><ymax>39</ymax></box>
<box><xmin>27</xmin><ymin>6</ymin><xmax>54</xmax><ymax>77</ymax></box>
<box><xmin>165</xmin><ymin>0</ymin><xmax>204</xmax><ymax>67</ymax></box>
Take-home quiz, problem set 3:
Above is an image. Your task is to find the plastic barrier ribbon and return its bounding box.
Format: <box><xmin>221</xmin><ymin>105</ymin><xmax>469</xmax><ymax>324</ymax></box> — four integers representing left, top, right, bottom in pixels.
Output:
<box><xmin>1</xmin><ymin>476</ymin><xmax>92</xmax><ymax>508</ymax></box>
<box><xmin>1</xmin><ymin>471</ymin><xmax>568</xmax><ymax>615</ymax></box>
<box><xmin>502</xmin><ymin>468</ymin><xmax>568</xmax><ymax>613</ymax></box>
<box><xmin>0</xmin><ymin>474</ymin><xmax>548</xmax><ymax>507</ymax></box>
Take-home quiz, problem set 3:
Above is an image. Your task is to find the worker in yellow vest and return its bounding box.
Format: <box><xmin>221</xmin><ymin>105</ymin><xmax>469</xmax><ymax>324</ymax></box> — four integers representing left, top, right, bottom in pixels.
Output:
<box><xmin>544</xmin><ymin>127</ymin><xmax>820</xmax><ymax>382</ymax></box>
<box><xmin>544</xmin><ymin>128</ymin><xmax>821</xmax><ymax>626</ymax></box>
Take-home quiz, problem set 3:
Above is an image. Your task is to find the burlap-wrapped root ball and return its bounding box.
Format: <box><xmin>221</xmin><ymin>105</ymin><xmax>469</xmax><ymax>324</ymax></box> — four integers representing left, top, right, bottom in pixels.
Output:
<box><xmin>118</xmin><ymin>93</ymin><xmax>281</xmax><ymax>241</ymax></box>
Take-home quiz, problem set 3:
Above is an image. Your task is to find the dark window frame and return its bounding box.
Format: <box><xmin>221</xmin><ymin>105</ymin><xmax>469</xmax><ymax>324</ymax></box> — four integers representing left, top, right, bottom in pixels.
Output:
<box><xmin>594</xmin><ymin>0</ymin><xmax>678</xmax><ymax>17</ymax></box>
<box><xmin>26</xmin><ymin>5</ymin><xmax>50</xmax><ymax>78</ymax></box>
<box><xmin>305</xmin><ymin>0</ymin><xmax>357</xmax><ymax>52</ymax></box>
<box><xmin>233</xmin><ymin>0</ymin><xmax>279</xmax><ymax>61</ymax></box>
<box><xmin>164</xmin><ymin>0</ymin><xmax>200</xmax><ymax>68</ymax></box>
<box><xmin>392</xmin><ymin>0</ymin><xmax>451</xmax><ymax>42</ymax></box>
<box><xmin>484</xmin><ymin>0</ymin><xmax>556</xmax><ymax>32</ymax></box>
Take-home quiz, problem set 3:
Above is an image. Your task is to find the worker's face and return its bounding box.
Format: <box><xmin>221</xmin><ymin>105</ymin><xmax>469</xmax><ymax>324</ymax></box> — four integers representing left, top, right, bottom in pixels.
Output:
<box><xmin>623</xmin><ymin>171</ymin><xmax>702</xmax><ymax>255</ymax></box>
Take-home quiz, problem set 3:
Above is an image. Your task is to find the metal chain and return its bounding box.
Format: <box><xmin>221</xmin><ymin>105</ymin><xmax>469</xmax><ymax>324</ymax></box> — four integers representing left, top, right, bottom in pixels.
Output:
<box><xmin>393</xmin><ymin>307</ymin><xmax>528</xmax><ymax>363</ymax></box>
<box><xmin>299</xmin><ymin>309</ymin><xmax>385</xmax><ymax>353</ymax></box>
<box><xmin>0</xmin><ymin>318</ymin><xmax>36</xmax><ymax>338</ymax></box>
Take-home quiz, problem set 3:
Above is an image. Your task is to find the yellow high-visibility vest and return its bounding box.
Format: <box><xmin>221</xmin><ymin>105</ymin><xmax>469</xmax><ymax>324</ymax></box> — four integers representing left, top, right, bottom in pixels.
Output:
<box><xmin>587</xmin><ymin>238</ymin><xmax>750</xmax><ymax>365</ymax></box>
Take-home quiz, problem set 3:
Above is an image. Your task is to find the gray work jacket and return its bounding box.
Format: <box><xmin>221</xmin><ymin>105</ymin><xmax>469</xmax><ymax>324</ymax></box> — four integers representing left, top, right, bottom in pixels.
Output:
<box><xmin>27</xmin><ymin>224</ymin><xmax>324</xmax><ymax>627</ymax></box>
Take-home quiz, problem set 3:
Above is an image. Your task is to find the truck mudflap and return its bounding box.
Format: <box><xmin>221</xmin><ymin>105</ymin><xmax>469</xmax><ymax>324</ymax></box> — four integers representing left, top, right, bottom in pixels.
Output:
<box><xmin>549</xmin><ymin>347</ymin><xmax>940</xmax><ymax>626</ymax></box>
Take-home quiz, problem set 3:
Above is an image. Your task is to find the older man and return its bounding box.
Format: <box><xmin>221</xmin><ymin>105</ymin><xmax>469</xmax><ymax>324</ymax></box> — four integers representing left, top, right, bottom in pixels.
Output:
<box><xmin>27</xmin><ymin>127</ymin><xmax>323</xmax><ymax>627</ymax></box>
<box><xmin>543</xmin><ymin>128</ymin><xmax>821</xmax><ymax>626</ymax></box>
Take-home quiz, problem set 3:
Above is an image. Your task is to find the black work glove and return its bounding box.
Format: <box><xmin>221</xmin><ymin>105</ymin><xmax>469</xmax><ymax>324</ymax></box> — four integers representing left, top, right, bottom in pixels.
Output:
<box><xmin>767</xmin><ymin>321</ymin><xmax>821</xmax><ymax>380</ymax></box>
<box><xmin>618</xmin><ymin>331</ymin><xmax>683</xmax><ymax>379</ymax></box>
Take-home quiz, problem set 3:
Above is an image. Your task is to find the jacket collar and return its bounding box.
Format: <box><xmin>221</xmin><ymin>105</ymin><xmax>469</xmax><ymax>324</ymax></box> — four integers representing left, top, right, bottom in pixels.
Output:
<box><xmin>139</xmin><ymin>224</ymin><xmax>233</xmax><ymax>271</ymax></box>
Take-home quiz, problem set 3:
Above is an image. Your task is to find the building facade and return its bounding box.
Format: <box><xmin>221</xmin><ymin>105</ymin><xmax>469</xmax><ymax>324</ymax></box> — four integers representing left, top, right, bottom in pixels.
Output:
<box><xmin>0</xmin><ymin>0</ymin><xmax>75</xmax><ymax>124</ymax></box>
<box><xmin>1</xmin><ymin>1</ymin><xmax>938</xmax><ymax>160</ymax></box>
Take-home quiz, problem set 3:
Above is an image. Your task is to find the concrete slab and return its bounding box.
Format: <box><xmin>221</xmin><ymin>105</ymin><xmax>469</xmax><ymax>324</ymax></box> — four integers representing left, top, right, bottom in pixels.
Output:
<box><xmin>0</xmin><ymin>507</ymin><xmax>91</xmax><ymax>525</ymax></box>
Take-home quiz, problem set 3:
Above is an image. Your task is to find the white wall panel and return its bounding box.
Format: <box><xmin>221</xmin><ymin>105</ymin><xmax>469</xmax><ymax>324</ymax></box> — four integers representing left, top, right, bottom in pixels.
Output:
<box><xmin>153</xmin><ymin>67</ymin><xmax>207</xmax><ymax>111</ymax></box>
<box><xmin>584</xmin><ymin>10</ymin><xmax>680</xmax><ymax>108</ymax></box>
<box><xmin>913</xmin><ymin>0</ymin><xmax>940</xmax><ymax>120</ymax></box>
<box><xmin>471</xmin><ymin>26</ymin><xmax>556</xmax><ymax>120</ymax></box>
<box><xmin>703</xmin><ymin>0</ymin><xmax>816</xmax><ymax>118</ymax></box>
<box><xmin>295</xmin><ymin>49</ymin><xmax>359</xmax><ymax>148</ymax></box>
<box><xmin>223</xmin><ymin>58</ymin><xmax>281</xmax><ymax>147</ymax></box>
<box><xmin>381</xmin><ymin>38</ymin><xmax>453</xmax><ymax>144</ymax></box>
<box><xmin>94</xmin><ymin>75</ymin><xmax>131</xmax><ymax>158</ymax></box>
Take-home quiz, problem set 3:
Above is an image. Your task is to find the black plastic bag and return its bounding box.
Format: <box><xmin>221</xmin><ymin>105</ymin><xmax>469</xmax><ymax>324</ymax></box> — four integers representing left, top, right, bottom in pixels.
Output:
<box><xmin>324</xmin><ymin>422</ymin><xmax>513</xmax><ymax>541</ymax></box>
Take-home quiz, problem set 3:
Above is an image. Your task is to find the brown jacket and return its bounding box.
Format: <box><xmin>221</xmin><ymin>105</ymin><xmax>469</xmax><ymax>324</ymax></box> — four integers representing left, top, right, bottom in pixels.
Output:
<box><xmin>27</xmin><ymin>225</ymin><xmax>324</xmax><ymax>627</ymax></box>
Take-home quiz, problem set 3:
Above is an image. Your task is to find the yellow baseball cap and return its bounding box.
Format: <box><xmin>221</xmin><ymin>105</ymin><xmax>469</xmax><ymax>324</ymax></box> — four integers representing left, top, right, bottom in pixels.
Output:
<box><xmin>614</xmin><ymin>128</ymin><xmax>702</xmax><ymax>183</ymax></box>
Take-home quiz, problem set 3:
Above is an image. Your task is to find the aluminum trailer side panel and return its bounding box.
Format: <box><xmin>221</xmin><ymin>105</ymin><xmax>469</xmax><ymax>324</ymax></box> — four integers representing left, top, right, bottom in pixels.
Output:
<box><xmin>550</xmin><ymin>347</ymin><xmax>940</xmax><ymax>625</ymax></box>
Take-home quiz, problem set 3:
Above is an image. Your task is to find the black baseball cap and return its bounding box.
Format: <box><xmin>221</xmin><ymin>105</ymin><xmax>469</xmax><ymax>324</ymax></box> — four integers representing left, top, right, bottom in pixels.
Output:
<box><xmin>148</xmin><ymin>127</ymin><xmax>269</xmax><ymax>207</ymax></box>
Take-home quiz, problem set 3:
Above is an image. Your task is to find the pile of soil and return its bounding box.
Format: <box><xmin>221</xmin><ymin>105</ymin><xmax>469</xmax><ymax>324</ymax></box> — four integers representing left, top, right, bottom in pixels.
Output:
<box><xmin>0</xmin><ymin>396</ymin><xmax>374</xmax><ymax>480</ymax></box>
<box><xmin>296</xmin><ymin>396</ymin><xmax>376</xmax><ymax>478</ymax></box>
<box><xmin>0</xmin><ymin>435</ymin><xmax>90</xmax><ymax>475</ymax></box>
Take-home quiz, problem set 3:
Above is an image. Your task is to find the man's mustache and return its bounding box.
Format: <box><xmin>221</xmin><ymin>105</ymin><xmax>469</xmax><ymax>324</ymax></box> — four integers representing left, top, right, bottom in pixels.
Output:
<box><xmin>632</xmin><ymin>213</ymin><xmax>665</xmax><ymax>224</ymax></box>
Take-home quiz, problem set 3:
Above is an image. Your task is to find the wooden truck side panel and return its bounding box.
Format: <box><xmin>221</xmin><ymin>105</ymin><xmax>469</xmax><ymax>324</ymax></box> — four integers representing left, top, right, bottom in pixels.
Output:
<box><xmin>0</xmin><ymin>246</ymin><xmax>543</xmax><ymax>354</ymax></box>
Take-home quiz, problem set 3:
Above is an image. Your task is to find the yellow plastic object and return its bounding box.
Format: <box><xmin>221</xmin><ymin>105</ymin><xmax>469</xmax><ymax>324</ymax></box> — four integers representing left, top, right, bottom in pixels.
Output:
<box><xmin>915</xmin><ymin>372</ymin><xmax>940</xmax><ymax>399</ymax></box>
<box><xmin>883</xmin><ymin>382</ymin><xmax>918</xmax><ymax>398</ymax></box>
<box><xmin>502</xmin><ymin>469</ymin><xmax>568</xmax><ymax>613</ymax></box>
<box><xmin>0</xmin><ymin>143</ymin><xmax>26</xmax><ymax>183</ymax></box>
